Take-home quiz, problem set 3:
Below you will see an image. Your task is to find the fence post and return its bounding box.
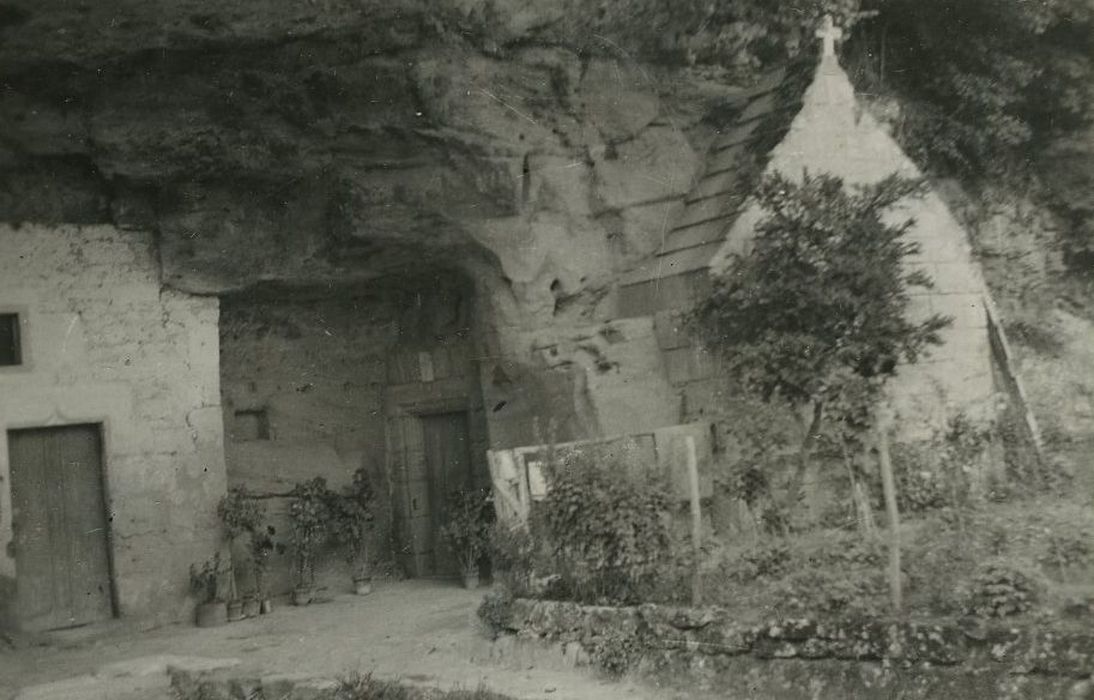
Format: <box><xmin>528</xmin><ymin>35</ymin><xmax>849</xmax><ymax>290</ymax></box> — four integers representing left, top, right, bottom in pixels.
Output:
<box><xmin>685</xmin><ymin>435</ymin><xmax>703</xmax><ymax>606</ymax></box>
<box><xmin>876</xmin><ymin>411</ymin><xmax>903</xmax><ymax>613</ymax></box>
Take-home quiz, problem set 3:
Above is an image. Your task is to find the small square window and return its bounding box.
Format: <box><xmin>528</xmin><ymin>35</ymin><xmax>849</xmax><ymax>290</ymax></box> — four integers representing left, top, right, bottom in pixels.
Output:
<box><xmin>0</xmin><ymin>313</ymin><xmax>21</xmax><ymax>366</ymax></box>
<box><xmin>233</xmin><ymin>409</ymin><xmax>270</xmax><ymax>441</ymax></box>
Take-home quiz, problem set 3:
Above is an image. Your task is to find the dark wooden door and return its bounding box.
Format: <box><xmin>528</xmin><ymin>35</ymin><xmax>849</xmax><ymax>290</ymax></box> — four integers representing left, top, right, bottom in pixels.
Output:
<box><xmin>422</xmin><ymin>412</ymin><xmax>473</xmax><ymax>576</ymax></box>
<box><xmin>8</xmin><ymin>425</ymin><xmax>115</xmax><ymax>631</ymax></box>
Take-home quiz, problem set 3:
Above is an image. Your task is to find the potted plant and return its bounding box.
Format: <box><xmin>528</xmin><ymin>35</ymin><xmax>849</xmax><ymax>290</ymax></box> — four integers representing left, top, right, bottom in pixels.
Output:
<box><xmin>440</xmin><ymin>487</ymin><xmax>492</xmax><ymax>589</ymax></box>
<box><xmin>190</xmin><ymin>552</ymin><xmax>228</xmax><ymax>628</ymax></box>
<box><xmin>330</xmin><ymin>468</ymin><xmax>376</xmax><ymax>595</ymax></box>
<box><xmin>217</xmin><ymin>485</ymin><xmax>266</xmax><ymax>619</ymax></box>
<box><xmin>288</xmin><ymin>477</ymin><xmax>333</xmax><ymax>605</ymax></box>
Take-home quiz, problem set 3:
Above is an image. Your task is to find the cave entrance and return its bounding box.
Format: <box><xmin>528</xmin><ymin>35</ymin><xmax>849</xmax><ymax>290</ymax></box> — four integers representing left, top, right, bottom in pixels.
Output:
<box><xmin>218</xmin><ymin>270</ymin><xmax>489</xmax><ymax>591</ymax></box>
<box><xmin>380</xmin><ymin>275</ymin><xmax>490</xmax><ymax>579</ymax></box>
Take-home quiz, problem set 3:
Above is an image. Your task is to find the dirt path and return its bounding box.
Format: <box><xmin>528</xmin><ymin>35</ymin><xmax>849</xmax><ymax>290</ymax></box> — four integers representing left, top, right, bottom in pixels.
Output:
<box><xmin>0</xmin><ymin>581</ymin><xmax>679</xmax><ymax>700</ymax></box>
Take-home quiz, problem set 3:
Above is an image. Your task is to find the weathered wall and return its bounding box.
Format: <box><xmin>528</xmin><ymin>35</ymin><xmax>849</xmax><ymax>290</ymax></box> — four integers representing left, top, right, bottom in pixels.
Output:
<box><xmin>0</xmin><ymin>223</ymin><xmax>225</xmax><ymax>626</ymax></box>
<box><xmin>219</xmin><ymin>290</ymin><xmax>400</xmax><ymax>593</ymax></box>
<box><xmin>483</xmin><ymin>317</ymin><xmax>682</xmax><ymax>450</ymax></box>
<box><xmin>219</xmin><ymin>279</ymin><xmax>490</xmax><ymax>585</ymax></box>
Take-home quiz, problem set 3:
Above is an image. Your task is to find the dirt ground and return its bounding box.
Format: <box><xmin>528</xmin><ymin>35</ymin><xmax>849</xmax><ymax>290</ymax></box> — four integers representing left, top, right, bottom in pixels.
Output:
<box><xmin>0</xmin><ymin>581</ymin><xmax>673</xmax><ymax>700</ymax></box>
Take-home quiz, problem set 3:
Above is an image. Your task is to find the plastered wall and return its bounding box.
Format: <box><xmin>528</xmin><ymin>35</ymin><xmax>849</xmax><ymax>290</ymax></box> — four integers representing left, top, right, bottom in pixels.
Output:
<box><xmin>219</xmin><ymin>282</ymin><xmax>489</xmax><ymax>585</ymax></box>
<box><xmin>0</xmin><ymin>223</ymin><xmax>225</xmax><ymax>626</ymax></box>
<box><xmin>219</xmin><ymin>291</ymin><xmax>399</xmax><ymax>593</ymax></box>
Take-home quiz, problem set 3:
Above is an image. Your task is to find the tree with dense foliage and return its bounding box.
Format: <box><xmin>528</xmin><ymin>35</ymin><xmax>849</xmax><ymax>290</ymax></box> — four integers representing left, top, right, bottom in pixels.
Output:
<box><xmin>689</xmin><ymin>171</ymin><xmax>951</xmax><ymax>514</ymax></box>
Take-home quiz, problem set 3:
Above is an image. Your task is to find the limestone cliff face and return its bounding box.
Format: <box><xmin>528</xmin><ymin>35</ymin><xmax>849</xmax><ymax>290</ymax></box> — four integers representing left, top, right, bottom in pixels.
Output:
<box><xmin>0</xmin><ymin>1</ymin><xmax>740</xmax><ymax>328</ymax></box>
<box><xmin>4</xmin><ymin>1</ymin><xmax>1091</xmax><ymax>455</ymax></box>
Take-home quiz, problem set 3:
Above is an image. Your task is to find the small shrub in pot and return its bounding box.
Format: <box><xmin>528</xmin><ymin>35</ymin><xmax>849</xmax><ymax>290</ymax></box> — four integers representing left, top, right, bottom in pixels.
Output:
<box><xmin>441</xmin><ymin>487</ymin><xmax>492</xmax><ymax>588</ymax></box>
<box><xmin>288</xmin><ymin>477</ymin><xmax>334</xmax><ymax>605</ymax></box>
<box><xmin>330</xmin><ymin>467</ymin><xmax>377</xmax><ymax>595</ymax></box>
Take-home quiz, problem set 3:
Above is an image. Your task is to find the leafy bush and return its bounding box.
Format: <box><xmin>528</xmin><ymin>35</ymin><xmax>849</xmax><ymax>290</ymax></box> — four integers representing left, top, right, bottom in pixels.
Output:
<box><xmin>189</xmin><ymin>552</ymin><xmax>227</xmax><ymax>604</ymax></box>
<box><xmin>541</xmin><ymin>456</ymin><xmax>671</xmax><ymax>605</ymax></box>
<box><xmin>328</xmin><ymin>468</ymin><xmax>377</xmax><ymax>572</ymax></box>
<box><xmin>217</xmin><ymin>485</ymin><xmax>265</xmax><ymax>540</ymax></box>
<box><xmin>288</xmin><ymin>477</ymin><xmax>336</xmax><ymax>587</ymax></box>
<box><xmin>965</xmin><ymin>562</ymin><xmax>1038</xmax><ymax>618</ymax></box>
<box><xmin>588</xmin><ymin>630</ymin><xmax>645</xmax><ymax>679</ymax></box>
<box><xmin>771</xmin><ymin>568</ymin><xmax>885</xmax><ymax>618</ymax></box>
<box><xmin>808</xmin><ymin>531</ymin><xmax>884</xmax><ymax>569</ymax></box>
<box><xmin>890</xmin><ymin>413</ymin><xmax>996</xmax><ymax>515</ymax></box>
<box><xmin>892</xmin><ymin>444</ymin><xmax>948</xmax><ymax>514</ymax></box>
<box><xmin>476</xmin><ymin>587</ymin><xmax>515</xmax><ymax>641</ymax></box>
<box><xmin>334</xmin><ymin>673</ymin><xmax>511</xmax><ymax>699</ymax></box>
<box><xmin>1039</xmin><ymin>530</ymin><xmax>1094</xmax><ymax>572</ymax></box>
<box><xmin>440</xmin><ymin>488</ymin><xmax>492</xmax><ymax>576</ymax></box>
<box><xmin>734</xmin><ymin>541</ymin><xmax>792</xmax><ymax>581</ymax></box>
<box><xmin>487</xmin><ymin>524</ymin><xmax>540</xmax><ymax>596</ymax></box>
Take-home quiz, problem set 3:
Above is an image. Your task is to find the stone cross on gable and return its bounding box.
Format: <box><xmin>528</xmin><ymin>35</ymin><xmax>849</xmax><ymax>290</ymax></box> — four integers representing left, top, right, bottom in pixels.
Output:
<box><xmin>815</xmin><ymin>14</ymin><xmax>843</xmax><ymax>57</ymax></box>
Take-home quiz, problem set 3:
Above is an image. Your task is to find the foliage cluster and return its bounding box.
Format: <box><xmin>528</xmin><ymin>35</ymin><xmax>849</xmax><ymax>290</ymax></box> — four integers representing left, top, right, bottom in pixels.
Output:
<box><xmin>715</xmin><ymin>398</ymin><xmax>799</xmax><ymax>535</ymax></box>
<box><xmin>287</xmin><ymin>469</ymin><xmax>377</xmax><ymax>586</ymax></box>
<box><xmin>890</xmin><ymin>413</ymin><xmax>994</xmax><ymax>514</ymax></box>
<box><xmin>487</xmin><ymin>523</ymin><xmax>542</xmax><ymax>597</ymax></box>
<box><xmin>722</xmin><ymin>540</ymin><xmax>791</xmax><ymax>583</ymax></box>
<box><xmin>328</xmin><ymin>469</ymin><xmax>377</xmax><ymax>571</ymax></box>
<box><xmin>439</xmin><ymin>488</ymin><xmax>493</xmax><ymax>575</ymax></box>
<box><xmin>288</xmin><ymin>477</ymin><xmax>334</xmax><ymax>586</ymax></box>
<box><xmin>217</xmin><ymin>485</ymin><xmax>266</xmax><ymax>540</ymax></box>
<box><xmin>849</xmin><ymin>0</ymin><xmax>1094</xmax><ymax>178</ymax></box>
<box><xmin>217</xmin><ymin>485</ymin><xmax>281</xmax><ymax>597</ymax></box>
<box><xmin>964</xmin><ymin>561</ymin><xmax>1038</xmax><ymax>619</ymax></box>
<box><xmin>540</xmin><ymin>456</ymin><xmax>672</xmax><ymax>605</ymax></box>
<box><xmin>476</xmin><ymin>587</ymin><xmax>515</xmax><ymax>641</ymax></box>
<box><xmin>334</xmin><ymin>673</ymin><xmax>511</xmax><ymax>700</ymax></box>
<box><xmin>1038</xmin><ymin>525</ymin><xmax>1094</xmax><ymax>574</ymax></box>
<box><xmin>587</xmin><ymin>629</ymin><xmax>647</xmax><ymax>679</ymax></box>
<box><xmin>188</xmin><ymin>552</ymin><xmax>227</xmax><ymax>604</ymax></box>
<box><xmin>771</xmin><ymin>567</ymin><xmax>886</xmax><ymax>618</ymax></box>
<box><xmin>691</xmin><ymin>172</ymin><xmax>947</xmax><ymax>411</ymax></box>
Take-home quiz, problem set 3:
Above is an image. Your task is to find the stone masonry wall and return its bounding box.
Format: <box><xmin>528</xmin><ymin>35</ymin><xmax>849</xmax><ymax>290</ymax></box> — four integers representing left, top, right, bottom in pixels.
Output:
<box><xmin>0</xmin><ymin>223</ymin><xmax>225</xmax><ymax>626</ymax></box>
<box><xmin>506</xmin><ymin>598</ymin><xmax>1094</xmax><ymax>699</ymax></box>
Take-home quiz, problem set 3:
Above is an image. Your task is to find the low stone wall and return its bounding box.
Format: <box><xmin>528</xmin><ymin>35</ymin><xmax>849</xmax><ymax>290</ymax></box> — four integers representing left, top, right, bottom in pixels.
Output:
<box><xmin>507</xmin><ymin>598</ymin><xmax>1094</xmax><ymax>698</ymax></box>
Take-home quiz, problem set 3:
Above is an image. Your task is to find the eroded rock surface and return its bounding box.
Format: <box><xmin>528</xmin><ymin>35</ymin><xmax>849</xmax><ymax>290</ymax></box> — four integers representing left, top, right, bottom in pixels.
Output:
<box><xmin>0</xmin><ymin>1</ymin><xmax>749</xmax><ymax>337</ymax></box>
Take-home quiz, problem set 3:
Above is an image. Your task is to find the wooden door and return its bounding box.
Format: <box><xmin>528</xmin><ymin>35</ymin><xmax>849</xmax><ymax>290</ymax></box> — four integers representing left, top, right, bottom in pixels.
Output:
<box><xmin>8</xmin><ymin>425</ymin><xmax>115</xmax><ymax>631</ymax></box>
<box><xmin>422</xmin><ymin>412</ymin><xmax>473</xmax><ymax>576</ymax></box>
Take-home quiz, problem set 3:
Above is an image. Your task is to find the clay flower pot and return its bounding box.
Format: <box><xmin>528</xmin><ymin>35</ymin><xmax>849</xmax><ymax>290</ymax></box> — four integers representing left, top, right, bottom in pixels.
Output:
<box><xmin>461</xmin><ymin>570</ymin><xmax>480</xmax><ymax>590</ymax></box>
<box><xmin>195</xmin><ymin>601</ymin><xmax>228</xmax><ymax>628</ymax></box>
<box><xmin>227</xmin><ymin>599</ymin><xmax>245</xmax><ymax>622</ymax></box>
<box><xmin>353</xmin><ymin>576</ymin><xmax>373</xmax><ymax>596</ymax></box>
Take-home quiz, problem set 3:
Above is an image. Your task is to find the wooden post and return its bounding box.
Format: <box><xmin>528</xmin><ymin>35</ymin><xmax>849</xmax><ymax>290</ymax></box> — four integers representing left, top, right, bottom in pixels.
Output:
<box><xmin>876</xmin><ymin>411</ymin><xmax>903</xmax><ymax>613</ymax></box>
<box><xmin>685</xmin><ymin>436</ymin><xmax>703</xmax><ymax>606</ymax></box>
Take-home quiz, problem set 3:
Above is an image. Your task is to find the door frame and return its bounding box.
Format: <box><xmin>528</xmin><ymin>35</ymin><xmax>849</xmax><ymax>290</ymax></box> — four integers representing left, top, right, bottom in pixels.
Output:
<box><xmin>3</xmin><ymin>420</ymin><xmax>119</xmax><ymax>629</ymax></box>
<box><xmin>419</xmin><ymin>409</ymin><xmax>474</xmax><ymax>576</ymax></box>
<box><xmin>384</xmin><ymin>393</ymin><xmax>488</xmax><ymax>578</ymax></box>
